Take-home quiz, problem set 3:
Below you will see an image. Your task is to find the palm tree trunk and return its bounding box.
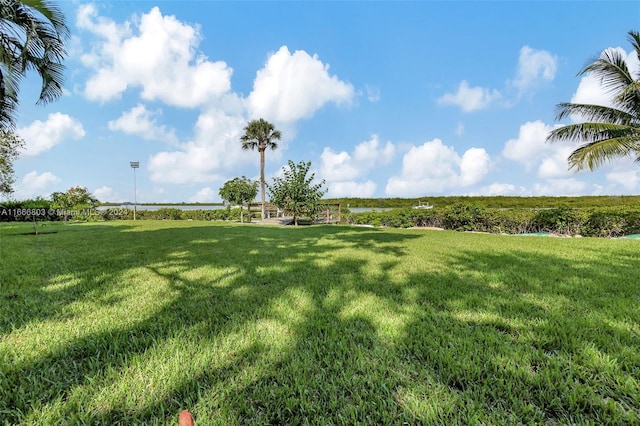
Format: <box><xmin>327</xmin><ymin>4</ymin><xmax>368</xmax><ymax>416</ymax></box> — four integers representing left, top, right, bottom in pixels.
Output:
<box><xmin>260</xmin><ymin>146</ymin><xmax>266</xmax><ymax>220</ymax></box>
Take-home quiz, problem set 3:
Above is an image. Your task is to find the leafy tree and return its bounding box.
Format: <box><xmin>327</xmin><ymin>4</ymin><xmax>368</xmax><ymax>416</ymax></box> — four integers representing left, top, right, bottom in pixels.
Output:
<box><xmin>218</xmin><ymin>176</ymin><xmax>258</xmax><ymax>223</ymax></box>
<box><xmin>0</xmin><ymin>128</ymin><xmax>24</xmax><ymax>196</ymax></box>
<box><xmin>0</xmin><ymin>0</ymin><xmax>70</xmax><ymax>130</ymax></box>
<box><xmin>51</xmin><ymin>185</ymin><xmax>98</xmax><ymax>221</ymax></box>
<box><xmin>546</xmin><ymin>30</ymin><xmax>640</xmax><ymax>171</ymax></box>
<box><xmin>267</xmin><ymin>160</ymin><xmax>326</xmax><ymax>226</ymax></box>
<box><xmin>240</xmin><ymin>118</ymin><xmax>281</xmax><ymax>220</ymax></box>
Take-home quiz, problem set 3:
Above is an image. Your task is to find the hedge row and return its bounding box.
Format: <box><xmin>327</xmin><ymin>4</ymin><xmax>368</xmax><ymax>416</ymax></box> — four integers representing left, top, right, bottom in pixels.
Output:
<box><xmin>344</xmin><ymin>205</ymin><xmax>640</xmax><ymax>237</ymax></box>
<box><xmin>4</xmin><ymin>199</ymin><xmax>640</xmax><ymax>237</ymax></box>
<box><xmin>0</xmin><ymin>200</ymin><xmax>254</xmax><ymax>223</ymax></box>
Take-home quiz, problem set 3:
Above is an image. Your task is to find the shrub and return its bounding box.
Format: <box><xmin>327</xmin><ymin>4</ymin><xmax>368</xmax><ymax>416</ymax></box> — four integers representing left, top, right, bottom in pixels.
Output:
<box><xmin>442</xmin><ymin>204</ymin><xmax>488</xmax><ymax>232</ymax></box>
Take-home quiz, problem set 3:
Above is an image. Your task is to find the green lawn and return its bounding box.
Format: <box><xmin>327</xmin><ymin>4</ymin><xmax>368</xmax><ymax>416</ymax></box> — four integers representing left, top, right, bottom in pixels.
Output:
<box><xmin>1</xmin><ymin>221</ymin><xmax>638</xmax><ymax>425</ymax></box>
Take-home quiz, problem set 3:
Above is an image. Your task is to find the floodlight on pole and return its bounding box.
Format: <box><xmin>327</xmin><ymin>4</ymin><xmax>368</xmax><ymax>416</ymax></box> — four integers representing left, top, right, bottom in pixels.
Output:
<box><xmin>130</xmin><ymin>161</ymin><xmax>139</xmax><ymax>220</ymax></box>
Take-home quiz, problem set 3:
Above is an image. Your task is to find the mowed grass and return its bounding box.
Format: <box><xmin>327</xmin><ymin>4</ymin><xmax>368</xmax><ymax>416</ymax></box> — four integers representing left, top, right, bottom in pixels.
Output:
<box><xmin>0</xmin><ymin>221</ymin><xmax>638</xmax><ymax>425</ymax></box>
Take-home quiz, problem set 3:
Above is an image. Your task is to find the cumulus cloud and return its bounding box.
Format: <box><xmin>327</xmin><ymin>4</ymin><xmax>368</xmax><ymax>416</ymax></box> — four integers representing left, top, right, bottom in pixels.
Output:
<box><xmin>607</xmin><ymin>169</ymin><xmax>640</xmax><ymax>191</ymax></box>
<box><xmin>93</xmin><ymin>186</ymin><xmax>120</xmax><ymax>202</ymax></box>
<box><xmin>460</xmin><ymin>148</ymin><xmax>491</xmax><ymax>186</ymax></box>
<box><xmin>18</xmin><ymin>113</ymin><xmax>85</xmax><ymax>156</ymax></box>
<box><xmin>148</xmin><ymin>109</ymin><xmax>247</xmax><ymax>184</ymax></box>
<box><xmin>353</xmin><ymin>135</ymin><xmax>395</xmax><ymax>167</ymax></box>
<box><xmin>439</xmin><ymin>46</ymin><xmax>557</xmax><ymax>112</ymax></box>
<box><xmin>319</xmin><ymin>135</ymin><xmax>395</xmax><ymax>197</ymax></box>
<box><xmin>78</xmin><ymin>5</ymin><xmax>232</xmax><ymax>107</ymax></box>
<box><xmin>321</xmin><ymin>149</ymin><xmax>360</xmax><ymax>182</ymax></box>
<box><xmin>502</xmin><ymin>120</ymin><xmax>570</xmax><ymax>177</ymax></box>
<box><xmin>15</xmin><ymin>171</ymin><xmax>61</xmax><ymax>198</ymax></box>
<box><xmin>108</xmin><ymin>104</ymin><xmax>178</xmax><ymax>144</ymax></box>
<box><xmin>438</xmin><ymin>80</ymin><xmax>501</xmax><ymax>112</ymax></box>
<box><xmin>188</xmin><ymin>187</ymin><xmax>218</xmax><ymax>203</ymax></box>
<box><xmin>477</xmin><ymin>183</ymin><xmax>521</xmax><ymax>196</ymax></box>
<box><xmin>385</xmin><ymin>139</ymin><xmax>491</xmax><ymax>197</ymax></box>
<box><xmin>511</xmin><ymin>46</ymin><xmax>557</xmax><ymax>92</ymax></box>
<box><xmin>326</xmin><ymin>181</ymin><xmax>377</xmax><ymax>198</ymax></box>
<box><xmin>247</xmin><ymin>46</ymin><xmax>355</xmax><ymax>122</ymax></box>
<box><xmin>502</xmin><ymin>120</ymin><xmax>640</xmax><ymax>194</ymax></box>
<box><xmin>532</xmin><ymin>178</ymin><xmax>587</xmax><ymax>196</ymax></box>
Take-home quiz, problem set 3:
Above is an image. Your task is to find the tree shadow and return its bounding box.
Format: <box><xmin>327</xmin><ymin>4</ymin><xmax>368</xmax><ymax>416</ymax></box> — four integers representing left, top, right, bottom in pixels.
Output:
<box><xmin>1</xmin><ymin>223</ymin><xmax>638</xmax><ymax>424</ymax></box>
<box><xmin>395</xmin><ymin>245</ymin><xmax>640</xmax><ymax>423</ymax></box>
<box><xmin>1</xmin><ymin>222</ymin><xmax>421</xmax><ymax>423</ymax></box>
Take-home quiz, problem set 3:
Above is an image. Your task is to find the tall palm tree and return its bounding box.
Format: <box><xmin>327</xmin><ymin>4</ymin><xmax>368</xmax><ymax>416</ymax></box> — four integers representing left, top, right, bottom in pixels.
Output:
<box><xmin>0</xmin><ymin>0</ymin><xmax>69</xmax><ymax>130</ymax></box>
<box><xmin>546</xmin><ymin>30</ymin><xmax>640</xmax><ymax>171</ymax></box>
<box><xmin>240</xmin><ymin>118</ymin><xmax>281</xmax><ymax>219</ymax></box>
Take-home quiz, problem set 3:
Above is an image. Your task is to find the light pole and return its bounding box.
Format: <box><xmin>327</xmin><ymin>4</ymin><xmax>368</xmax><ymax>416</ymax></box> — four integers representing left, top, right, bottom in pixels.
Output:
<box><xmin>130</xmin><ymin>161</ymin><xmax>139</xmax><ymax>220</ymax></box>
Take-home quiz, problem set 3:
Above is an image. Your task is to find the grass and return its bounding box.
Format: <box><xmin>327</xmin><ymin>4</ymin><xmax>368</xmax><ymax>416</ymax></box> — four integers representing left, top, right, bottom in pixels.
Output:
<box><xmin>0</xmin><ymin>220</ymin><xmax>639</xmax><ymax>425</ymax></box>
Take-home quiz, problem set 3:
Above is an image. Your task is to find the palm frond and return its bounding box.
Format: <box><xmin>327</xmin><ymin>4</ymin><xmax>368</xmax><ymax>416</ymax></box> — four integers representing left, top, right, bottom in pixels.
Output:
<box><xmin>547</xmin><ymin>122</ymin><xmax>636</xmax><ymax>143</ymax></box>
<box><xmin>21</xmin><ymin>0</ymin><xmax>70</xmax><ymax>40</ymax></box>
<box><xmin>614</xmin><ymin>80</ymin><xmax>640</xmax><ymax>117</ymax></box>
<box><xmin>0</xmin><ymin>0</ymin><xmax>68</xmax><ymax>128</ymax></box>
<box><xmin>567</xmin><ymin>136</ymin><xmax>640</xmax><ymax>171</ymax></box>
<box><xmin>549</xmin><ymin>30</ymin><xmax>640</xmax><ymax>173</ymax></box>
<box><xmin>240</xmin><ymin>118</ymin><xmax>282</xmax><ymax>149</ymax></box>
<box><xmin>554</xmin><ymin>103</ymin><xmax>635</xmax><ymax>124</ymax></box>
<box><xmin>628</xmin><ymin>30</ymin><xmax>640</xmax><ymax>76</ymax></box>
<box><xmin>579</xmin><ymin>49</ymin><xmax>634</xmax><ymax>97</ymax></box>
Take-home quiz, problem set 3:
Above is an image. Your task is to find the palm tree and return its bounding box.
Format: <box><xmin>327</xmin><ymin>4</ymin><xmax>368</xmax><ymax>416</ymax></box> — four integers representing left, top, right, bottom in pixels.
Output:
<box><xmin>546</xmin><ymin>30</ymin><xmax>640</xmax><ymax>171</ymax></box>
<box><xmin>0</xmin><ymin>0</ymin><xmax>69</xmax><ymax>130</ymax></box>
<box><xmin>240</xmin><ymin>118</ymin><xmax>281</xmax><ymax>219</ymax></box>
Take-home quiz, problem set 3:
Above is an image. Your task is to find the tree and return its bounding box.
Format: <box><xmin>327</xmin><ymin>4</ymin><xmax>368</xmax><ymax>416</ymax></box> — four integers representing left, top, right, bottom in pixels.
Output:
<box><xmin>0</xmin><ymin>128</ymin><xmax>24</xmax><ymax>196</ymax></box>
<box><xmin>240</xmin><ymin>118</ymin><xmax>281</xmax><ymax>220</ymax></box>
<box><xmin>51</xmin><ymin>185</ymin><xmax>98</xmax><ymax>221</ymax></box>
<box><xmin>267</xmin><ymin>160</ymin><xmax>326</xmax><ymax>226</ymax></box>
<box><xmin>0</xmin><ymin>0</ymin><xmax>69</xmax><ymax>130</ymax></box>
<box><xmin>218</xmin><ymin>176</ymin><xmax>258</xmax><ymax>223</ymax></box>
<box><xmin>546</xmin><ymin>30</ymin><xmax>640</xmax><ymax>171</ymax></box>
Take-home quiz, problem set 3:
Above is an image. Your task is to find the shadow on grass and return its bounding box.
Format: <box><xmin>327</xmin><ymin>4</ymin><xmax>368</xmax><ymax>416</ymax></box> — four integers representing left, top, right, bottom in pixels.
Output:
<box><xmin>1</xmin><ymin>222</ymin><xmax>638</xmax><ymax>424</ymax></box>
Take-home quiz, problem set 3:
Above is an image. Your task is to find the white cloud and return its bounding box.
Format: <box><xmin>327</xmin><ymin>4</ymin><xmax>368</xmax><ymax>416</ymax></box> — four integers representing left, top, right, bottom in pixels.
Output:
<box><xmin>365</xmin><ymin>84</ymin><xmax>381</xmax><ymax>102</ymax></box>
<box><xmin>439</xmin><ymin>46</ymin><xmax>556</xmax><ymax>112</ymax></box>
<box><xmin>477</xmin><ymin>183</ymin><xmax>519</xmax><ymax>196</ymax></box>
<box><xmin>353</xmin><ymin>135</ymin><xmax>395</xmax><ymax>167</ymax></box>
<box><xmin>460</xmin><ymin>148</ymin><xmax>491</xmax><ymax>186</ymax></box>
<box><xmin>502</xmin><ymin>120</ymin><xmax>560</xmax><ymax>171</ymax></box>
<box><xmin>327</xmin><ymin>181</ymin><xmax>377</xmax><ymax>198</ymax></box>
<box><xmin>15</xmin><ymin>171</ymin><xmax>61</xmax><ymax>198</ymax></box>
<box><xmin>321</xmin><ymin>148</ymin><xmax>360</xmax><ymax>181</ymax></box>
<box><xmin>78</xmin><ymin>5</ymin><xmax>232</xmax><ymax>107</ymax></box>
<box><xmin>319</xmin><ymin>135</ymin><xmax>395</xmax><ymax>197</ymax></box>
<box><xmin>385</xmin><ymin>139</ymin><xmax>491</xmax><ymax>197</ymax></box>
<box><xmin>247</xmin><ymin>46</ymin><xmax>355</xmax><ymax>122</ymax></box>
<box><xmin>532</xmin><ymin>178</ymin><xmax>587</xmax><ymax>196</ymax></box>
<box><xmin>18</xmin><ymin>113</ymin><xmax>85</xmax><ymax>156</ymax></box>
<box><xmin>502</xmin><ymin>120</ymin><xmax>579</xmax><ymax>181</ymax></box>
<box><xmin>607</xmin><ymin>169</ymin><xmax>640</xmax><ymax>191</ymax></box>
<box><xmin>537</xmin><ymin>148</ymin><xmax>575</xmax><ymax>179</ymax></box>
<box><xmin>511</xmin><ymin>46</ymin><xmax>557</xmax><ymax>91</ymax></box>
<box><xmin>148</xmin><ymin>109</ymin><xmax>247</xmax><ymax>184</ymax></box>
<box><xmin>188</xmin><ymin>187</ymin><xmax>218</xmax><ymax>203</ymax></box>
<box><xmin>108</xmin><ymin>104</ymin><xmax>178</xmax><ymax>143</ymax></box>
<box><xmin>438</xmin><ymin>80</ymin><xmax>501</xmax><ymax>112</ymax></box>
<box><xmin>93</xmin><ymin>186</ymin><xmax>120</xmax><ymax>202</ymax></box>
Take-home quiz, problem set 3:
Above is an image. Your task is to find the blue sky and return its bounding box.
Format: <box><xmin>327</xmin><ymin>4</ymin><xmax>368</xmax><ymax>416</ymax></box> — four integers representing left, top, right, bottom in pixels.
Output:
<box><xmin>10</xmin><ymin>1</ymin><xmax>640</xmax><ymax>203</ymax></box>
